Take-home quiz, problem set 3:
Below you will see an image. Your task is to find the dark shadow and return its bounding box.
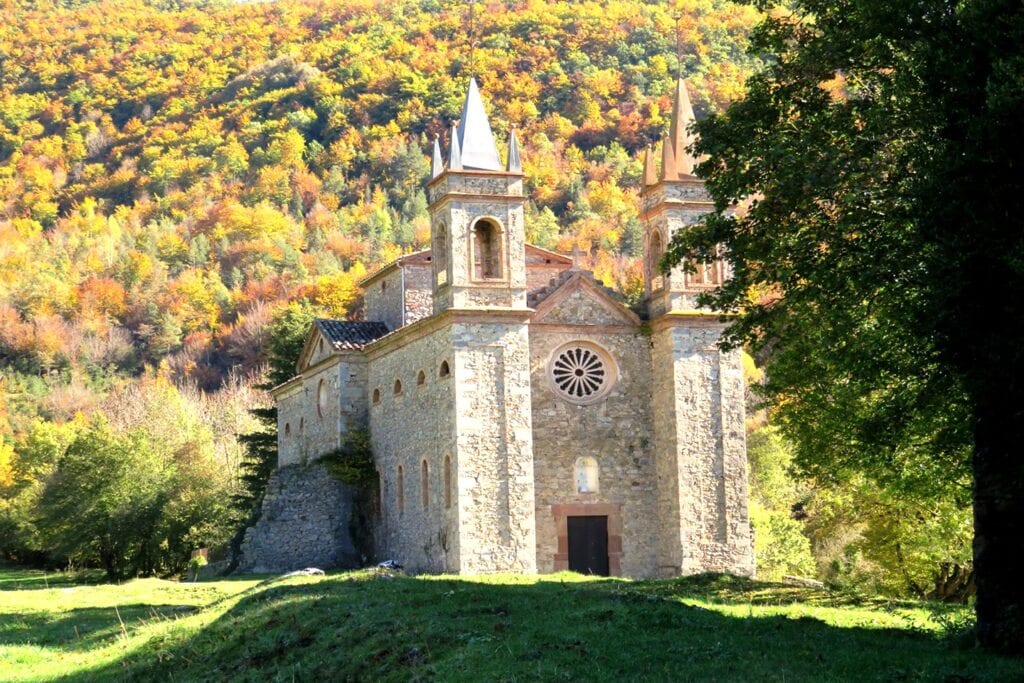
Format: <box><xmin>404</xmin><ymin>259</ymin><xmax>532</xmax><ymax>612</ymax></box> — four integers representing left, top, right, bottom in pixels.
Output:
<box><xmin>71</xmin><ymin>572</ymin><xmax>1021</xmax><ymax>682</ymax></box>
<box><xmin>0</xmin><ymin>566</ymin><xmax>107</xmax><ymax>591</ymax></box>
<box><xmin>0</xmin><ymin>603</ymin><xmax>204</xmax><ymax>653</ymax></box>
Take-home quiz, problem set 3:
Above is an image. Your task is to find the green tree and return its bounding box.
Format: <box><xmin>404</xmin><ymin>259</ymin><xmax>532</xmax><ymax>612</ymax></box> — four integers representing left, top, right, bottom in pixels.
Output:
<box><xmin>37</xmin><ymin>418</ymin><xmax>171</xmax><ymax>579</ymax></box>
<box><xmin>669</xmin><ymin>0</ymin><xmax>1024</xmax><ymax>653</ymax></box>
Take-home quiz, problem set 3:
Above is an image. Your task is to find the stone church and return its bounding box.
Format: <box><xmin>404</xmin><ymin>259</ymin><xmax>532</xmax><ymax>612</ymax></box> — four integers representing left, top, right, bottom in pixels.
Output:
<box><xmin>240</xmin><ymin>77</ymin><xmax>754</xmax><ymax>578</ymax></box>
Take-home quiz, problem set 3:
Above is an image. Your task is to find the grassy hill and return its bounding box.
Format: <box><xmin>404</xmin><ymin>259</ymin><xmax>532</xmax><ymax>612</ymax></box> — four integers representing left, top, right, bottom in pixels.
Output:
<box><xmin>1</xmin><ymin>566</ymin><xmax>1019</xmax><ymax>682</ymax></box>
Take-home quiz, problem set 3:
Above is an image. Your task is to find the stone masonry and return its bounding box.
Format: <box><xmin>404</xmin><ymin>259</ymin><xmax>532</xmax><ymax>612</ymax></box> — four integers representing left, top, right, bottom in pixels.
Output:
<box><xmin>236</xmin><ymin>463</ymin><xmax>360</xmax><ymax>573</ymax></box>
<box><xmin>245</xmin><ymin>76</ymin><xmax>756</xmax><ymax>579</ymax></box>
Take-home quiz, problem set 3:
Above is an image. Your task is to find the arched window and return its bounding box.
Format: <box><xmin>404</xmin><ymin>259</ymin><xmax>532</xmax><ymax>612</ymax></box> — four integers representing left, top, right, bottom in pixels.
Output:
<box><xmin>421</xmin><ymin>459</ymin><xmax>429</xmax><ymax>507</ymax></box>
<box><xmin>443</xmin><ymin>454</ymin><xmax>452</xmax><ymax>509</ymax></box>
<box><xmin>649</xmin><ymin>230</ymin><xmax>665</xmax><ymax>291</ymax></box>
<box><xmin>372</xmin><ymin>388</ymin><xmax>381</xmax><ymax>404</ymax></box>
<box><xmin>575</xmin><ymin>457</ymin><xmax>600</xmax><ymax>494</ymax></box>
<box><xmin>439</xmin><ymin>360</ymin><xmax>450</xmax><ymax>378</ymax></box>
<box><xmin>317</xmin><ymin>379</ymin><xmax>327</xmax><ymax>419</ymax></box>
<box><xmin>318</xmin><ymin>339</ymin><xmax>324</xmax><ymax>354</ymax></box>
<box><xmin>284</xmin><ymin>423</ymin><xmax>291</xmax><ymax>437</ymax></box>
<box><xmin>472</xmin><ymin>219</ymin><xmax>502</xmax><ymax>279</ymax></box>
<box><xmin>435</xmin><ymin>222</ymin><xmax>448</xmax><ymax>286</ymax></box>
<box><xmin>393</xmin><ymin>379</ymin><xmax>402</xmax><ymax>395</ymax></box>
<box><xmin>417</xmin><ymin>370</ymin><xmax>426</xmax><ymax>386</ymax></box>
<box><xmin>397</xmin><ymin>465</ymin><xmax>405</xmax><ymax>515</ymax></box>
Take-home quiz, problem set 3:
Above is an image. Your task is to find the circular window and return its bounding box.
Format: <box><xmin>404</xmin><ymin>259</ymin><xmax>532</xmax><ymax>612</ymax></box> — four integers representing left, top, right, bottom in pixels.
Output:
<box><xmin>548</xmin><ymin>342</ymin><xmax>616</xmax><ymax>405</ymax></box>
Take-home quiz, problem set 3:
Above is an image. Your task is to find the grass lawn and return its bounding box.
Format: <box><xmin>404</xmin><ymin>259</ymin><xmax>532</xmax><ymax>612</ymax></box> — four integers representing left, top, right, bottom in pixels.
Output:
<box><xmin>0</xmin><ymin>565</ymin><xmax>1021</xmax><ymax>682</ymax></box>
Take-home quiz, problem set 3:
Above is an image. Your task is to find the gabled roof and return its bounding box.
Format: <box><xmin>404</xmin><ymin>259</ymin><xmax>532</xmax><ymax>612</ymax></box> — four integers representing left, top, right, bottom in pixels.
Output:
<box><xmin>291</xmin><ymin>318</ymin><xmax>389</xmax><ymax>377</ymax></box>
<box><xmin>358</xmin><ymin>249</ymin><xmax>432</xmax><ymax>287</ymax></box>
<box><xmin>525</xmin><ymin>244</ymin><xmax>573</xmax><ymax>264</ymax></box>
<box><xmin>315</xmin><ymin>319</ymin><xmax>390</xmax><ymax>350</ymax></box>
<box><xmin>530</xmin><ymin>270</ymin><xmax>642</xmax><ymax>326</ymax></box>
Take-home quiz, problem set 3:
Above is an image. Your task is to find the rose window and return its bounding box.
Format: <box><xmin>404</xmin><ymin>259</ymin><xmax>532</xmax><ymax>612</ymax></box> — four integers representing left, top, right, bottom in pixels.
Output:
<box><xmin>548</xmin><ymin>342</ymin><xmax>618</xmax><ymax>405</ymax></box>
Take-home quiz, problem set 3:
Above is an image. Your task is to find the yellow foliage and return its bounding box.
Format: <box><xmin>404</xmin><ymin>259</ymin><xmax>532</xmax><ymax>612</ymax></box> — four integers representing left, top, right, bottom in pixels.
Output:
<box><xmin>0</xmin><ymin>441</ymin><xmax>15</xmax><ymax>487</ymax></box>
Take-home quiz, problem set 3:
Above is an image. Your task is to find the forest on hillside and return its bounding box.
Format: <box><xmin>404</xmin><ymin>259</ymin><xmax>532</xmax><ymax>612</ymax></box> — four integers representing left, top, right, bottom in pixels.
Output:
<box><xmin>0</xmin><ymin>0</ymin><xmax>971</xmax><ymax>598</ymax></box>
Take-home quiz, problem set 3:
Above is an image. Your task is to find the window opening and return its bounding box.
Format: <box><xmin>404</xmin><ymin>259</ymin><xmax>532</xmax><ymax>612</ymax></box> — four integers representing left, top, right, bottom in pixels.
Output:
<box><xmin>421</xmin><ymin>460</ymin><xmax>429</xmax><ymax>507</ymax></box>
<box><xmin>575</xmin><ymin>457</ymin><xmax>600</xmax><ymax>493</ymax></box>
<box><xmin>397</xmin><ymin>465</ymin><xmax>405</xmax><ymax>515</ymax></box>
<box><xmin>473</xmin><ymin>219</ymin><xmax>502</xmax><ymax>279</ymax></box>
<box><xmin>444</xmin><ymin>454</ymin><xmax>452</xmax><ymax>509</ymax></box>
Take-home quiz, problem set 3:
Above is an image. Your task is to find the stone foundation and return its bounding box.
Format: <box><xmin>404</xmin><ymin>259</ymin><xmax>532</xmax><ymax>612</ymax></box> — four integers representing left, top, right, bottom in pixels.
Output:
<box><xmin>236</xmin><ymin>463</ymin><xmax>361</xmax><ymax>573</ymax></box>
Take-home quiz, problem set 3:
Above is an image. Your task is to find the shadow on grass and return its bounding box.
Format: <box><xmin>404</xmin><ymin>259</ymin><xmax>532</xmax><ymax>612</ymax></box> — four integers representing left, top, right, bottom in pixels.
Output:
<box><xmin>78</xmin><ymin>573</ymin><xmax>1019</xmax><ymax>683</ymax></box>
<box><xmin>0</xmin><ymin>603</ymin><xmax>202</xmax><ymax>653</ymax></box>
<box><xmin>0</xmin><ymin>566</ymin><xmax>108</xmax><ymax>591</ymax></box>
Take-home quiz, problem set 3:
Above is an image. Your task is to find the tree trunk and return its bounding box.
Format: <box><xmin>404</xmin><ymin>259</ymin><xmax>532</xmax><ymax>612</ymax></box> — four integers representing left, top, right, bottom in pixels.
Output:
<box><xmin>973</xmin><ymin>395</ymin><xmax>1024</xmax><ymax>654</ymax></box>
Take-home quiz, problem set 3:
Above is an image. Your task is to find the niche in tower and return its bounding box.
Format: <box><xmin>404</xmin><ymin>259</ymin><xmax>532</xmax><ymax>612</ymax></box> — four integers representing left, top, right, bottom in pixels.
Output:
<box><xmin>472</xmin><ymin>218</ymin><xmax>503</xmax><ymax>280</ymax></box>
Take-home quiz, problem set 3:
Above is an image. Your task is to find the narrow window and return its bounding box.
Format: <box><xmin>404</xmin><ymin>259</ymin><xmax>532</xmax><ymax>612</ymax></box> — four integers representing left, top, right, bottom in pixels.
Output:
<box><xmin>435</xmin><ymin>223</ymin><xmax>448</xmax><ymax>286</ymax></box>
<box><xmin>417</xmin><ymin>370</ymin><xmax>426</xmax><ymax>386</ymax></box>
<box><xmin>421</xmin><ymin>459</ymin><xmax>429</xmax><ymax>507</ymax></box>
<box><xmin>317</xmin><ymin>378</ymin><xmax>327</xmax><ymax>418</ymax></box>
<box><xmin>393</xmin><ymin>379</ymin><xmax>402</xmax><ymax>395</ymax></box>
<box><xmin>472</xmin><ymin>219</ymin><xmax>502</xmax><ymax>279</ymax></box>
<box><xmin>284</xmin><ymin>423</ymin><xmax>291</xmax><ymax>437</ymax></box>
<box><xmin>649</xmin><ymin>231</ymin><xmax>665</xmax><ymax>291</ymax></box>
<box><xmin>372</xmin><ymin>388</ymin><xmax>381</xmax><ymax>404</ymax></box>
<box><xmin>299</xmin><ymin>417</ymin><xmax>304</xmax><ymax>434</ymax></box>
<box><xmin>318</xmin><ymin>339</ymin><xmax>324</xmax><ymax>354</ymax></box>
<box><xmin>397</xmin><ymin>465</ymin><xmax>405</xmax><ymax>515</ymax></box>
<box><xmin>439</xmin><ymin>360</ymin><xmax>450</xmax><ymax>378</ymax></box>
<box><xmin>575</xmin><ymin>457</ymin><xmax>600</xmax><ymax>494</ymax></box>
<box><xmin>443</xmin><ymin>454</ymin><xmax>452</xmax><ymax>509</ymax></box>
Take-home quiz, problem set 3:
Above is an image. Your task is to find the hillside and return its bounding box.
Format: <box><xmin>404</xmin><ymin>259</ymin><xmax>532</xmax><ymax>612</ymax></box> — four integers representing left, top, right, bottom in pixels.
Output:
<box><xmin>1</xmin><ymin>566</ymin><xmax>1019</xmax><ymax>681</ymax></box>
<box><xmin>0</xmin><ymin>0</ymin><xmax>761</xmax><ymax>396</ymax></box>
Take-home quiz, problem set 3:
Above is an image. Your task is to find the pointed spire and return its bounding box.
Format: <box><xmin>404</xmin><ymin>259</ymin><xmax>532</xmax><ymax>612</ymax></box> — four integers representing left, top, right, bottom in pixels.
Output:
<box><xmin>506</xmin><ymin>127</ymin><xmax>522</xmax><ymax>173</ymax></box>
<box><xmin>643</xmin><ymin>144</ymin><xmax>658</xmax><ymax>186</ymax></box>
<box><xmin>456</xmin><ymin>77</ymin><xmax>502</xmax><ymax>171</ymax></box>
<box><xmin>660</xmin><ymin>133</ymin><xmax>677</xmax><ymax>182</ymax></box>
<box><xmin>431</xmin><ymin>136</ymin><xmax>443</xmax><ymax>179</ymax></box>
<box><xmin>668</xmin><ymin>77</ymin><xmax>698</xmax><ymax>177</ymax></box>
<box><xmin>448</xmin><ymin>123</ymin><xmax>462</xmax><ymax>170</ymax></box>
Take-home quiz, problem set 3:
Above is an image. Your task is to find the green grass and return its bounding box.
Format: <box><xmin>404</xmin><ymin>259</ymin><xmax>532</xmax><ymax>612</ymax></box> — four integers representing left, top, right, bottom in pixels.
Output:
<box><xmin>0</xmin><ymin>565</ymin><xmax>1020</xmax><ymax>682</ymax></box>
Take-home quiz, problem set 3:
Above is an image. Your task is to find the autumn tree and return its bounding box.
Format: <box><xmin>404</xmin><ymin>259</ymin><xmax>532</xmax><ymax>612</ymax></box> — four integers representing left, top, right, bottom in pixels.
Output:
<box><xmin>671</xmin><ymin>0</ymin><xmax>1024</xmax><ymax>653</ymax></box>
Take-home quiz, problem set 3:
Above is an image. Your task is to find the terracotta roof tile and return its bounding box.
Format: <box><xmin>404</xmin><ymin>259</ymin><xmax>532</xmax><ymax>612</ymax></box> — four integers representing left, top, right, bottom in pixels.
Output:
<box><xmin>315</xmin><ymin>319</ymin><xmax>390</xmax><ymax>350</ymax></box>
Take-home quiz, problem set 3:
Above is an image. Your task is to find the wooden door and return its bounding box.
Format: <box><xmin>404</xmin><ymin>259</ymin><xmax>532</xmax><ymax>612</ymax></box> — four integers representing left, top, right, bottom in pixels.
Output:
<box><xmin>567</xmin><ymin>515</ymin><xmax>609</xmax><ymax>576</ymax></box>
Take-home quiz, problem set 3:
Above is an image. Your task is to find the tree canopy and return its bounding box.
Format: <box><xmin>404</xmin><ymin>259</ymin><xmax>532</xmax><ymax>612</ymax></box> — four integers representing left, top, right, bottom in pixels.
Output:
<box><xmin>671</xmin><ymin>0</ymin><xmax>1024</xmax><ymax>653</ymax></box>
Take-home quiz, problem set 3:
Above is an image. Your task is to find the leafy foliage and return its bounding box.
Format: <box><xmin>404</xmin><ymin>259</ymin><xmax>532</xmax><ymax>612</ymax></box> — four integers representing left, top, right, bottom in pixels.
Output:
<box><xmin>321</xmin><ymin>429</ymin><xmax>376</xmax><ymax>487</ymax></box>
<box><xmin>671</xmin><ymin>0</ymin><xmax>1024</xmax><ymax>653</ymax></box>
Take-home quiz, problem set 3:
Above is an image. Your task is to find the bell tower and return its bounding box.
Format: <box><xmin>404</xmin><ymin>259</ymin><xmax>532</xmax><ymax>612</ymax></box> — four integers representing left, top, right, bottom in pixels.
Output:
<box><xmin>640</xmin><ymin>78</ymin><xmax>727</xmax><ymax>318</ymax></box>
<box><xmin>428</xmin><ymin>78</ymin><xmax>527</xmax><ymax>312</ymax></box>
<box><xmin>643</xmin><ymin>78</ymin><xmax>755</xmax><ymax>578</ymax></box>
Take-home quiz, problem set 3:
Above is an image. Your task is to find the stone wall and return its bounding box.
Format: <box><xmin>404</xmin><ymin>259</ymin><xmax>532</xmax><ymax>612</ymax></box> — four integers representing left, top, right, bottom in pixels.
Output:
<box><xmin>367</xmin><ymin>324</ymin><xmax>459</xmax><ymax>573</ymax></box>
<box><xmin>277</xmin><ymin>353</ymin><xmax>367</xmax><ymax>467</ymax></box>
<box><xmin>364</xmin><ymin>268</ymin><xmax>404</xmax><ymax>331</ymax></box>
<box><xmin>451</xmin><ymin>316</ymin><xmax>537</xmax><ymax>573</ymax></box>
<box><xmin>651</xmin><ymin>318</ymin><xmax>755</xmax><ymax>577</ymax></box>
<box><xmin>530</xmin><ymin>323</ymin><xmax>658</xmax><ymax>577</ymax></box>
<box><xmin>236</xmin><ymin>462</ymin><xmax>361</xmax><ymax>573</ymax></box>
<box><xmin>403</xmin><ymin>262</ymin><xmax>433</xmax><ymax>324</ymax></box>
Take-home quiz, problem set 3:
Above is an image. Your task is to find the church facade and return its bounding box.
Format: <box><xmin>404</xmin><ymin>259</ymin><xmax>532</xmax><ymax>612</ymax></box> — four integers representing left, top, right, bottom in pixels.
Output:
<box><xmin>269</xmin><ymin>78</ymin><xmax>754</xmax><ymax>578</ymax></box>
